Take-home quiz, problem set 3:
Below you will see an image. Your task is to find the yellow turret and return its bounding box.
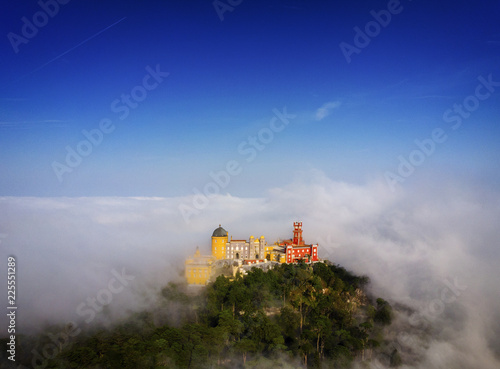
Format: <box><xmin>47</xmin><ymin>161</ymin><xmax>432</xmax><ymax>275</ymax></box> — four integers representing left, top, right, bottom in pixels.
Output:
<box><xmin>211</xmin><ymin>224</ymin><xmax>228</xmax><ymax>260</ymax></box>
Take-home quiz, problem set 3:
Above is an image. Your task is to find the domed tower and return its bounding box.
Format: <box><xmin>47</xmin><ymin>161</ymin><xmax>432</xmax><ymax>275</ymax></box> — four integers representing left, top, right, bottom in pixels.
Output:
<box><xmin>211</xmin><ymin>224</ymin><xmax>228</xmax><ymax>260</ymax></box>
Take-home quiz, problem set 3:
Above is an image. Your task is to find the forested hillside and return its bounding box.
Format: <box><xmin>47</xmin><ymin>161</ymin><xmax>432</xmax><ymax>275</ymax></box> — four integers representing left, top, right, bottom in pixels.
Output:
<box><xmin>3</xmin><ymin>262</ymin><xmax>399</xmax><ymax>369</ymax></box>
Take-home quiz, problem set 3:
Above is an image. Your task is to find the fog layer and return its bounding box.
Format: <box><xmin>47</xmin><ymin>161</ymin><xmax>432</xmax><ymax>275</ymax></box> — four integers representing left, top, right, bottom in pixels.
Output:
<box><xmin>1</xmin><ymin>170</ymin><xmax>499</xmax><ymax>368</ymax></box>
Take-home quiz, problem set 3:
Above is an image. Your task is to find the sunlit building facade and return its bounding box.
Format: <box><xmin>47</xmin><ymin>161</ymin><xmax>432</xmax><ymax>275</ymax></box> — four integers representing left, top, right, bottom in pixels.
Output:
<box><xmin>185</xmin><ymin>247</ymin><xmax>214</xmax><ymax>285</ymax></box>
<box><xmin>185</xmin><ymin>222</ymin><xmax>319</xmax><ymax>284</ymax></box>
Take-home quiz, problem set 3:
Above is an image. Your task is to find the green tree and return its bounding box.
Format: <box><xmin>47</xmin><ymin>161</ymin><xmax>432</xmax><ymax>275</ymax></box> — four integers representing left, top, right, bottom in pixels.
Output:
<box><xmin>390</xmin><ymin>348</ymin><xmax>403</xmax><ymax>367</ymax></box>
<box><xmin>234</xmin><ymin>338</ymin><xmax>257</xmax><ymax>365</ymax></box>
<box><xmin>374</xmin><ymin>298</ymin><xmax>393</xmax><ymax>325</ymax></box>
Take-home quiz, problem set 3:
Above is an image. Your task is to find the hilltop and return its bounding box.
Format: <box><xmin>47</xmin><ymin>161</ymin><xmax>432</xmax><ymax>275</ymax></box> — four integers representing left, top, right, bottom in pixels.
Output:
<box><xmin>3</xmin><ymin>261</ymin><xmax>405</xmax><ymax>369</ymax></box>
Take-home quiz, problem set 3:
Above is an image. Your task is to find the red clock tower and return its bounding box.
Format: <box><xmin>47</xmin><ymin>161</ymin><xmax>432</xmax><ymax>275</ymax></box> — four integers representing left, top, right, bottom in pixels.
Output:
<box><xmin>292</xmin><ymin>222</ymin><xmax>304</xmax><ymax>245</ymax></box>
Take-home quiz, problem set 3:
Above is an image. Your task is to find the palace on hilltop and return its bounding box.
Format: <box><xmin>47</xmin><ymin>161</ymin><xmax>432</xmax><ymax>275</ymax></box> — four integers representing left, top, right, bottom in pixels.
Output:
<box><xmin>185</xmin><ymin>221</ymin><xmax>320</xmax><ymax>285</ymax></box>
<box><xmin>277</xmin><ymin>222</ymin><xmax>319</xmax><ymax>264</ymax></box>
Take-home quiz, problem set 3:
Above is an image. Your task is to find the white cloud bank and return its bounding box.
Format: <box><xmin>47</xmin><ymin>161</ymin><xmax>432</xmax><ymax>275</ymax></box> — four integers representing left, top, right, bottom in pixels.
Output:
<box><xmin>0</xmin><ymin>170</ymin><xmax>499</xmax><ymax>368</ymax></box>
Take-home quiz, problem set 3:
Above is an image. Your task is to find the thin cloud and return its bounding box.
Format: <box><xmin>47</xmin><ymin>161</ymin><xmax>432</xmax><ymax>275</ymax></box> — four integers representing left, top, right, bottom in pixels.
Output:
<box><xmin>315</xmin><ymin>100</ymin><xmax>341</xmax><ymax>121</ymax></box>
<box><xmin>16</xmin><ymin>17</ymin><xmax>127</xmax><ymax>81</ymax></box>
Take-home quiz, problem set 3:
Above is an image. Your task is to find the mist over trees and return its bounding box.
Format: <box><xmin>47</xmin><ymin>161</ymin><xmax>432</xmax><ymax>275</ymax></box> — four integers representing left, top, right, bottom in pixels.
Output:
<box><xmin>1</xmin><ymin>177</ymin><xmax>499</xmax><ymax>368</ymax></box>
<box><xmin>1</xmin><ymin>262</ymin><xmax>402</xmax><ymax>369</ymax></box>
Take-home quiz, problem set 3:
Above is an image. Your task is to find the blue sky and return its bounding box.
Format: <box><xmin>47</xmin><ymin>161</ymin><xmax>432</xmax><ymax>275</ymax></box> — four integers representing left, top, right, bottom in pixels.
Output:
<box><xmin>2</xmin><ymin>3</ymin><xmax>500</xmax><ymax>365</ymax></box>
<box><xmin>1</xmin><ymin>0</ymin><xmax>499</xmax><ymax>196</ymax></box>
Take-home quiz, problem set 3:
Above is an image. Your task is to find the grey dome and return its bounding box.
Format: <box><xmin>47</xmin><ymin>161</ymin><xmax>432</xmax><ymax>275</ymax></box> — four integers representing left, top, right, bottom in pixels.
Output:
<box><xmin>212</xmin><ymin>225</ymin><xmax>228</xmax><ymax>237</ymax></box>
